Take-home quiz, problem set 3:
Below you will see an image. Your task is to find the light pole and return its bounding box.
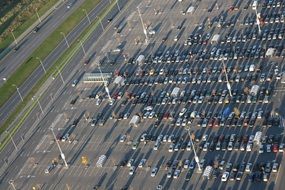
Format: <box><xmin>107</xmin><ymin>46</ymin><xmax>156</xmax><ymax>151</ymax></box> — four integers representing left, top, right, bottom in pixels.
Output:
<box><xmin>116</xmin><ymin>0</ymin><xmax>121</xmax><ymax>11</ymax></box>
<box><xmin>97</xmin><ymin>16</ymin><xmax>104</xmax><ymax>31</ymax></box>
<box><xmin>137</xmin><ymin>6</ymin><xmax>149</xmax><ymax>44</ymax></box>
<box><xmin>9</xmin><ymin>180</ymin><xmax>16</xmax><ymax>190</ymax></box>
<box><xmin>78</xmin><ymin>40</ymin><xmax>86</xmax><ymax>56</ymax></box>
<box><xmin>186</xmin><ymin>127</ymin><xmax>202</xmax><ymax>172</ymax></box>
<box><xmin>36</xmin><ymin>57</ymin><xmax>46</xmax><ymax>74</ymax></box>
<box><xmin>5</xmin><ymin>131</ymin><xmax>18</xmax><ymax>151</ymax></box>
<box><xmin>82</xmin><ymin>9</ymin><xmax>91</xmax><ymax>24</ymax></box>
<box><xmin>255</xmin><ymin>9</ymin><xmax>262</xmax><ymax>35</ymax></box>
<box><xmin>60</xmin><ymin>32</ymin><xmax>70</xmax><ymax>48</ymax></box>
<box><xmin>35</xmin><ymin>8</ymin><xmax>42</xmax><ymax>23</ymax></box>
<box><xmin>97</xmin><ymin>63</ymin><xmax>113</xmax><ymax>105</ymax></box>
<box><xmin>50</xmin><ymin>127</ymin><xmax>68</xmax><ymax>168</ymax></box>
<box><xmin>11</xmin><ymin>31</ymin><xmax>18</xmax><ymax>45</ymax></box>
<box><xmin>56</xmin><ymin>66</ymin><xmax>65</xmax><ymax>84</ymax></box>
<box><xmin>221</xmin><ymin>57</ymin><xmax>232</xmax><ymax>97</ymax></box>
<box><xmin>32</xmin><ymin>96</ymin><xmax>44</xmax><ymax>115</ymax></box>
<box><xmin>12</xmin><ymin>84</ymin><xmax>23</xmax><ymax>102</ymax></box>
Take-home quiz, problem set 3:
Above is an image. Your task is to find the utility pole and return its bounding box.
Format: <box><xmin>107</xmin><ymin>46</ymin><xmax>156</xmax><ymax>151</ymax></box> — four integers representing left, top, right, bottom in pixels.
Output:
<box><xmin>36</xmin><ymin>57</ymin><xmax>46</xmax><ymax>74</ymax></box>
<box><xmin>221</xmin><ymin>57</ymin><xmax>232</xmax><ymax>97</ymax></box>
<box><xmin>9</xmin><ymin>180</ymin><xmax>16</xmax><ymax>190</ymax></box>
<box><xmin>60</xmin><ymin>32</ymin><xmax>70</xmax><ymax>48</ymax></box>
<box><xmin>97</xmin><ymin>16</ymin><xmax>105</xmax><ymax>31</ymax></box>
<box><xmin>82</xmin><ymin>9</ymin><xmax>91</xmax><ymax>24</ymax></box>
<box><xmin>56</xmin><ymin>66</ymin><xmax>65</xmax><ymax>84</ymax></box>
<box><xmin>97</xmin><ymin>63</ymin><xmax>113</xmax><ymax>105</ymax></box>
<box><xmin>116</xmin><ymin>0</ymin><xmax>121</xmax><ymax>11</ymax></box>
<box><xmin>11</xmin><ymin>31</ymin><xmax>18</xmax><ymax>45</ymax></box>
<box><xmin>33</xmin><ymin>96</ymin><xmax>44</xmax><ymax>115</ymax></box>
<box><xmin>255</xmin><ymin>9</ymin><xmax>262</xmax><ymax>35</ymax></box>
<box><xmin>186</xmin><ymin>127</ymin><xmax>202</xmax><ymax>172</ymax></box>
<box><xmin>137</xmin><ymin>6</ymin><xmax>149</xmax><ymax>44</ymax></box>
<box><xmin>35</xmin><ymin>8</ymin><xmax>42</xmax><ymax>23</ymax></box>
<box><xmin>78</xmin><ymin>40</ymin><xmax>86</xmax><ymax>56</ymax></box>
<box><xmin>50</xmin><ymin>127</ymin><xmax>68</xmax><ymax>168</ymax></box>
<box><xmin>12</xmin><ymin>84</ymin><xmax>23</xmax><ymax>102</ymax></box>
<box><xmin>5</xmin><ymin>131</ymin><xmax>18</xmax><ymax>151</ymax></box>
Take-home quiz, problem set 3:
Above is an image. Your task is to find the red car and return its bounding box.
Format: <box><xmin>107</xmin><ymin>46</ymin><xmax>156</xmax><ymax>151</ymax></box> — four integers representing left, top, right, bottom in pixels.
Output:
<box><xmin>272</xmin><ymin>144</ymin><xmax>279</xmax><ymax>153</ymax></box>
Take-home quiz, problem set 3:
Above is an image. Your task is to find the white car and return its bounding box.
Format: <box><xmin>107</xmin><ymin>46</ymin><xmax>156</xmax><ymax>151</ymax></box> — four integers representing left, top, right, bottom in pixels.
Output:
<box><xmin>138</xmin><ymin>159</ymin><xmax>146</xmax><ymax>168</ymax></box>
<box><xmin>129</xmin><ymin>166</ymin><xmax>135</xmax><ymax>175</ymax></box>
<box><xmin>179</xmin><ymin>108</ymin><xmax>187</xmax><ymax>116</ymax></box>
<box><xmin>119</xmin><ymin>135</ymin><xmax>126</xmax><ymax>142</ymax></box>
<box><xmin>127</xmin><ymin>159</ymin><xmax>134</xmax><ymax>167</ymax></box>
<box><xmin>221</xmin><ymin>172</ymin><xmax>229</xmax><ymax>182</ymax></box>
<box><xmin>245</xmin><ymin>163</ymin><xmax>252</xmax><ymax>172</ymax></box>
<box><xmin>173</xmin><ymin>169</ymin><xmax>181</xmax><ymax>179</ymax></box>
<box><xmin>151</xmin><ymin>167</ymin><xmax>158</xmax><ymax>177</ymax></box>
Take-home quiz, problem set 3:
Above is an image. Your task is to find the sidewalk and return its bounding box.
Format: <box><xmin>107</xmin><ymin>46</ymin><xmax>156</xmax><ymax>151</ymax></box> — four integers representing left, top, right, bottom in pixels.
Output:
<box><xmin>0</xmin><ymin>0</ymin><xmax>64</xmax><ymax>60</ymax></box>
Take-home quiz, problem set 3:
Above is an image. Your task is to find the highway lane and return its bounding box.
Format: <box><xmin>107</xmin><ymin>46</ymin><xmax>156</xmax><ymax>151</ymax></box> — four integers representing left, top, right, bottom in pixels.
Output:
<box><xmin>0</xmin><ymin>0</ymin><xmax>112</xmax><ymax>126</ymax></box>
<box><xmin>0</xmin><ymin>0</ymin><xmax>86</xmax><ymax>85</ymax></box>
<box><xmin>0</xmin><ymin>1</ymin><xmax>127</xmax><ymax>188</ymax></box>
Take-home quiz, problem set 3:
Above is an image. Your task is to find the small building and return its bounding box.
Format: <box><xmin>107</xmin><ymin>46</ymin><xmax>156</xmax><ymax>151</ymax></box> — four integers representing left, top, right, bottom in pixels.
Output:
<box><xmin>82</xmin><ymin>73</ymin><xmax>112</xmax><ymax>83</ymax></box>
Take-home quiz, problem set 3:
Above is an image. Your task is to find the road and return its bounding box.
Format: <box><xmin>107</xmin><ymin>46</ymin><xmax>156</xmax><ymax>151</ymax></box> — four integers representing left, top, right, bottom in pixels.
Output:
<box><xmin>0</xmin><ymin>0</ymin><xmax>85</xmax><ymax>84</ymax></box>
<box><xmin>0</xmin><ymin>0</ymin><xmax>112</xmax><ymax>127</ymax></box>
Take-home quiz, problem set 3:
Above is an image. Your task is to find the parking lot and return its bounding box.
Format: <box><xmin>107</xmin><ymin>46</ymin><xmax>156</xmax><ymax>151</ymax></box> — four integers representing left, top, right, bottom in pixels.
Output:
<box><xmin>4</xmin><ymin>0</ymin><xmax>285</xmax><ymax>189</ymax></box>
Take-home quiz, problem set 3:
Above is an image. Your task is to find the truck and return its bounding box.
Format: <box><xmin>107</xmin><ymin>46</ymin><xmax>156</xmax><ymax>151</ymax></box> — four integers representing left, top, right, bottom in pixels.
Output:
<box><xmin>203</xmin><ymin>166</ymin><xmax>213</xmax><ymax>179</ymax></box>
<box><xmin>96</xmin><ymin>155</ymin><xmax>107</xmax><ymax>167</ymax></box>
<box><xmin>250</xmin><ymin>85</ymin><xmax>260</xmax><ymax>96</ymax></box>
<box><xmin>130</xmin><ymin>115</ymin><xmax>140</xmax><ymax>127</ymax></box>
<box><xmin>171</xmin><ymin>87</ymin><xmax>180</xmax><ymax>97</ymax></box>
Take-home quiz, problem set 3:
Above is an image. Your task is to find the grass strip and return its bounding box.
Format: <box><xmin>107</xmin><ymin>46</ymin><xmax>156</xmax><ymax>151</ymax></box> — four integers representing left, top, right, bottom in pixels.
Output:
<box><xmin>0</xmin><ymin>0</ymin><xmax>117</xmax><ymax>151</ymax></box>
<box><xmin>0</xmin><ymin>0</ymin><xmax>59</xmax><ymax>51</ymax></box>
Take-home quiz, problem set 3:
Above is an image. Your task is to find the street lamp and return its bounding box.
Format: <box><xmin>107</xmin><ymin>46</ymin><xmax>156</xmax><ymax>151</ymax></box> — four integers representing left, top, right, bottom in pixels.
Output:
<box><xmin>186</xmin><ymin>127</ymin><xmax>202</xmax><ymax>172</ymax></box>
<box><xmin>82</xmin><ymin>9</ymin><xmax>91</xmax><ymax>24</ymax></box>
<box><xmin>97</xmin><ymin>63</ymin><xmax>113</xmax><ymax>105</ymax></box>
<box><xmin>78</xmin><ymin>40</ymin><xmax>86</xmax><ymax>56</ymax></box>
<box><xmin>36</xmin><ymin>57</ymin><xmax>46</xmax><ymax>74</ymax></box>
<box><xmin>9</xmin><ymin>180</ymin><xmax>16</xmax><ymax>190</ymax></box>
<box><xmin>12</xmin><ymin>84</ymin><xmax>23</xmax><ymax>102</ymax></box>
<box><xmin>32</xmin><ymin>96</ymin><xmax>44</xmax><ymax>115</ymax></box>
<box><xmin>50</xmin><ymin>127</ymin><xmax>68</xmax><ymax>168</ymax></box>
<box><xmin>56</xmin><ymin>66</ymin><xmax>65</xmax><ymax>84</ymax></box>
<box><xmin>116</xmin><ymin>0</ymin><xmax>121</xmax><ymax>11</ymax></box>
<box><xmin>137</xmin><ymin>6</ymin><xmax>149</xmax><ymax>44</ymax></box>
<box><xmin>60</xmin><ymin>32</ymin><xmax>70</xmax><ymax>48</ymax></box>
<box><xmin>35</xmin><ymin>8</ymin><xmax>42</xmax><ymax>23</ymax></box>
<box><xmin>11</xmin><ymin>31</ymin><xmax>18</xmax><ymax>45</ymax></box>
<box><xmin>221</xmin><ymin>57</ymin><xmax>232</xmax><ymax>97</ymax></box>
<box><xmin>97</xmin><ymin>16</ymin><xmax>105</xmax><ymax>31</ymax></box>
<box><xmin>5</xmin><ymin>131</ymin><xmax>18</xmax><ymax>151</ymax></box>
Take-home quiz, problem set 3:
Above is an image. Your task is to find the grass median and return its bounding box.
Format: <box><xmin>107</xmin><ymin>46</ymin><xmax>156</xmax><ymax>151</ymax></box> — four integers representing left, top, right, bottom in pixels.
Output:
<box><xmin>0</xmin><ymin>0</ymin><xmax>59</xmax><ymax>51</ymax></box>
<box><xmin>0</xmin><ymin>0</ymin><xmax>118</xmax><ymax>151</ymax></box>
